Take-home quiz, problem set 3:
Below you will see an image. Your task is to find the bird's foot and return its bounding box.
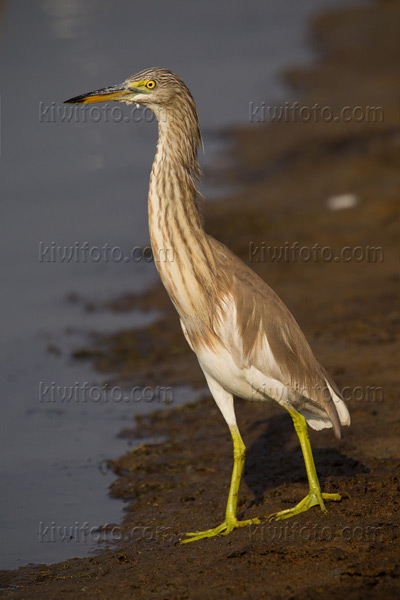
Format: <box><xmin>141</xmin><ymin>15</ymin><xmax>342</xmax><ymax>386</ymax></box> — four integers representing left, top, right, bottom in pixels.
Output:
<box><xmin>181</xmin><ymin>516</ymin><xmax>260</xmax><ymax>544</ymax></box>
<box><xmin>267</xmin><ymin>490</ymin><xmax>345</xmax><ymax>522</ymax></box>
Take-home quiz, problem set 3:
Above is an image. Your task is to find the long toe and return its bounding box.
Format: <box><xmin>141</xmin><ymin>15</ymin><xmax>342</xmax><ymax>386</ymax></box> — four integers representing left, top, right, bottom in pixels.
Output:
<box><xmin>181</xmin><ymin>522</ymin><xmax>233</xmax><ymax>543</ymax></box>
<box><xmin>322</xmin><ymin>492</ymin><xmax>344</xmax><ymax>502</ymax></box>
<box><xmin>181</xmin><ymin>517</ymin><xmax>260</xmax><ymax>544</ymax></box>
<box><xmin>267</xmin><ymin>489</ymin><xmax>345</xmax><ymax>522</ymax></box>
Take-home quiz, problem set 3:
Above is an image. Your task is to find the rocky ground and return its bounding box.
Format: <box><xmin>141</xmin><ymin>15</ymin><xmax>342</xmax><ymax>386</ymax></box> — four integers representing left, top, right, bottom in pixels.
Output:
<box><xmin>1</xmin><ymin>1</ymin><xmax>399</xmax><ymax>598</ymax></box>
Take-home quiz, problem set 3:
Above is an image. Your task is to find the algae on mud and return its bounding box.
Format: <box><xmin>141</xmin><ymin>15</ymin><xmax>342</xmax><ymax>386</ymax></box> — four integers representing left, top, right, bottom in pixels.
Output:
<box><xmin>1</xmin><ymin>1</ymin><xmax>400</xmax><ymax>598</ymax></box>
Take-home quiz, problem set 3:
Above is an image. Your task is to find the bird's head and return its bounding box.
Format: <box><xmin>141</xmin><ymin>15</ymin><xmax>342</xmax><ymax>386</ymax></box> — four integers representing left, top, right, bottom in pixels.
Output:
<box><xmin>64</xmin><ymin>67</ymin><xmax>193</xmax><ymax>110</ymax></box>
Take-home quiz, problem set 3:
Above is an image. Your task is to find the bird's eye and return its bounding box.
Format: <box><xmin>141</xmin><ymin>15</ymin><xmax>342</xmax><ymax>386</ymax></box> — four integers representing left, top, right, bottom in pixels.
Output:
<box><xmin>146</xmin><ymin>80</ymin><xmax>156</xmax><ymax>89</ymax></box>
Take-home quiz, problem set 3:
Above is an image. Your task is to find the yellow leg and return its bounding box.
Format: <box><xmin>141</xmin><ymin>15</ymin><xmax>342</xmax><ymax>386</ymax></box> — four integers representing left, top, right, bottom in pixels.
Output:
<box><xmin>182</xmin><ymin>425</ymin><xmax>260</xmax><ymax>543</ymax></box>
<box><xmin>268</xmin><ymin>408</ymin><xmax>344</xmax><ymax>521</ymax></box>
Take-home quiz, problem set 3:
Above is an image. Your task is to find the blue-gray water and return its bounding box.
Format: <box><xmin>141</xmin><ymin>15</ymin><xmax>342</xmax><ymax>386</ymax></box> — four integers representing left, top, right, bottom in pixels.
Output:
<box><xmin>0</xmin><ymin>0</ymin><xmax>356</xmax><ymax>570</ymax></box>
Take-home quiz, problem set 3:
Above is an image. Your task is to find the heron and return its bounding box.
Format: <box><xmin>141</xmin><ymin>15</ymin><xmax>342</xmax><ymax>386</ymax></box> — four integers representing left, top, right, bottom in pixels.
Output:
<box><xmin>65</xmin><ymin>68</ymin><xmax>350</xmax><ymax>543</ymax></box>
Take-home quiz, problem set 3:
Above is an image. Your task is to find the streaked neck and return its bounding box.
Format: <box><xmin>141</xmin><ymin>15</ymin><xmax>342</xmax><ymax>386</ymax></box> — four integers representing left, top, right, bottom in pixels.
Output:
<box><xmin>148</xmin><ymin>101</ymin><xmax>216</xmax><ymax>322</ymax></box>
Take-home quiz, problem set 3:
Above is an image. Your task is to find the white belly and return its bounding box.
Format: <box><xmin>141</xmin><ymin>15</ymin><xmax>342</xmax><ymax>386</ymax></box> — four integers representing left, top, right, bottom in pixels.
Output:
<box><xmin>180</xmin><ymin>312</ymin><xmax>291</xmax><ymax>406</ymax></box>
<box><xmin>196</xmin><ymin>344</ymin><xmax>292</xmax><ymax>408</ymax></box>
<box><xmin>197</xmin><ymin>344</ymin><xmax>256</xmax><ymax>400</ymax></box>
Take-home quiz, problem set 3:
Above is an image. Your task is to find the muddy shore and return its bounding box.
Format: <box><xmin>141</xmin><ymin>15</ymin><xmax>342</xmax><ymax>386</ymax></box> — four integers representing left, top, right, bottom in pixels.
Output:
<box><xmin>1</xmin><ymin>1</ymin><xmax>400</xmax><ymax>598</ymax></box>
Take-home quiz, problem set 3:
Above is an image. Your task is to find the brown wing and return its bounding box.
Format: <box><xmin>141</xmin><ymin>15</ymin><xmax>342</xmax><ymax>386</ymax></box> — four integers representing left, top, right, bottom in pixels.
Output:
<box><xmin>209</xmin><ymin>237</ymin><xmax>342</xmax><ymax>438</ymax></box>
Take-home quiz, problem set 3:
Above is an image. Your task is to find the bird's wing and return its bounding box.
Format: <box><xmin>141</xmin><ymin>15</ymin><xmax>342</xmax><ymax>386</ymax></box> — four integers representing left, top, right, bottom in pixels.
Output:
<box><xmin>208</xmin><ymin>237</ymin><xmax>349</xmax><ymax>437</ymax></box>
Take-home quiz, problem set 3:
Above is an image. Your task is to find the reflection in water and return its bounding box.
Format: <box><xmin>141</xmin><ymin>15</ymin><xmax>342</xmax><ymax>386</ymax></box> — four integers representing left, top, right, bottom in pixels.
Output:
<box><xmin>42</xmin><ymin>0</ymin><xmax>86</xmax><ymax>40</ymax></box>
<box><xmin>41</xmin><ymin>0</ymin><xmax>111</xmax><ymax>77</ymax></box>
<box><xmin>42</xmin><ymin>0</ymin><xmax>112</xmax><ymax>172</ymax></box>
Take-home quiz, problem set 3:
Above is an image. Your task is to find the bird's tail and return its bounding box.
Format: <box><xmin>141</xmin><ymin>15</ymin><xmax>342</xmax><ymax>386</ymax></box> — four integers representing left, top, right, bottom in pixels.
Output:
<box><xmin>301</xmin><ymin>369</ymin><xmax>350</xmax><ymax>439</ymax></box>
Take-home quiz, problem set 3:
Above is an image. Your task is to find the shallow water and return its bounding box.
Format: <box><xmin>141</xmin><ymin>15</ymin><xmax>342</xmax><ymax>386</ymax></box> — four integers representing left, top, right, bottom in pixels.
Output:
<box><xmin>0</xmin><ymin>0</ymin><xmax>355</xmax><ymax>570</ymax></box>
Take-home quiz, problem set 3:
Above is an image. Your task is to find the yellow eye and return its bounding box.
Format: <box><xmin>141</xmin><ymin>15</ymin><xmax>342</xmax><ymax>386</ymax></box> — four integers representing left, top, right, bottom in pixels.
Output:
<box><xmin>146</xmin><ymin>80</ymin><xmax>156</xmax><ymax>89</ymax></box>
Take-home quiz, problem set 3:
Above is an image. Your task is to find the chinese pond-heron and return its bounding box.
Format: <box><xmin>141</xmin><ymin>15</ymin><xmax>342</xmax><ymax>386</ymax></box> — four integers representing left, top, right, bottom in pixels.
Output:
<box><xmin>65</xmin><ymin>68</ymin><xmax>350</xmax><ymax>543</ymax></box>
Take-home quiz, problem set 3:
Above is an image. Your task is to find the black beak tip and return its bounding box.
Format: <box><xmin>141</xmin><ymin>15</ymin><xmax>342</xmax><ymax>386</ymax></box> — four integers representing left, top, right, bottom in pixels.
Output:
<box><xmin>64</xmin><ymin>93</ymin><xmax>87</xmax><ymax>104</ymax></box>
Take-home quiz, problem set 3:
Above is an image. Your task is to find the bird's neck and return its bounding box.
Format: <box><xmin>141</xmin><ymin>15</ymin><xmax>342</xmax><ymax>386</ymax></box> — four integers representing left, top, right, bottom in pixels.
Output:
<box><xmin>148</xmin><ymin>103</ymin><xmax>216</xmax><ymax>322</ymax></box>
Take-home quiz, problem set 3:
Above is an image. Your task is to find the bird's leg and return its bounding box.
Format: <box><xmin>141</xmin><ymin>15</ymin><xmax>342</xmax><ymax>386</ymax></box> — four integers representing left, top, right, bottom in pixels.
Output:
<box><xmin>182</xmin><ymin>425</ymin><xmax>260</xmax><ymax>543</ymax></box>
<box><xmin>268</xmin><ymin>408</ymin><xmax>343</xmax><ymax>522</ymax></box>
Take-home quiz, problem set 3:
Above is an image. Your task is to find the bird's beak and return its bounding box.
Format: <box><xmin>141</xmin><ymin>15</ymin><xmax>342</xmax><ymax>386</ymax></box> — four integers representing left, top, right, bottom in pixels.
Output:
<box><xmin>64</xmin><ymin>82</ymin><xmax>133</xmax><ymax>104</ymax></box>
